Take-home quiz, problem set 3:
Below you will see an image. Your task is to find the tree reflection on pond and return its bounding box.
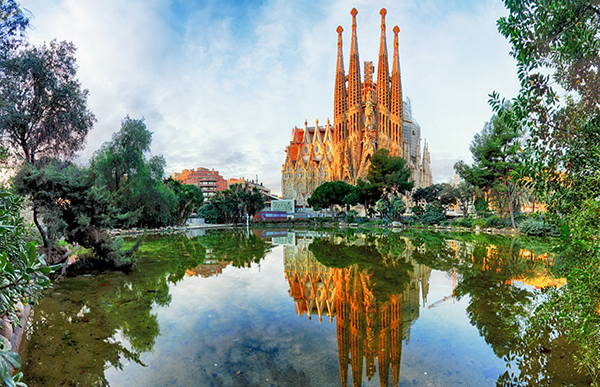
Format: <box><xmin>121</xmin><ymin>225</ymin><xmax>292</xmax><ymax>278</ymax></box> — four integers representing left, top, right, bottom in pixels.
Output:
<box><xmin>20</xmin><ymin>229</ymin><xmax>586</xmax><ymax>387</ymax></box>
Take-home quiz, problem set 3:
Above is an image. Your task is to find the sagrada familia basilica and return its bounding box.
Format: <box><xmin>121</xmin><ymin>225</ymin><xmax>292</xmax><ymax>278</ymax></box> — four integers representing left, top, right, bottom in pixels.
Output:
<box><xmin>282</xmin><ymin>8</ymin><xmax>433</xmax><ymax>205</ymax></box>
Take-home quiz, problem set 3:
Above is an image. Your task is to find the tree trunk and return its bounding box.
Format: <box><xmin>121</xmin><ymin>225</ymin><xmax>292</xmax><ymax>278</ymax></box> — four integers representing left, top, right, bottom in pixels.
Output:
<box><xmin>507</xmin><ymin>182</ymin><xmax>516</xmax><ymax>228</ymax></box>
<box><xmin>32</xmin><ymin>205</ymin><xmax>50</xmax><ymax>249</ymax></box>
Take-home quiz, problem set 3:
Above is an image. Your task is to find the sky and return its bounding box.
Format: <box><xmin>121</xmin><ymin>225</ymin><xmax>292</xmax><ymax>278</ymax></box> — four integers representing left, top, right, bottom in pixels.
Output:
<box><xmin>19</xmin><ymin>0</ymin><xmax>521</xmax><ymax>196</ymax></box>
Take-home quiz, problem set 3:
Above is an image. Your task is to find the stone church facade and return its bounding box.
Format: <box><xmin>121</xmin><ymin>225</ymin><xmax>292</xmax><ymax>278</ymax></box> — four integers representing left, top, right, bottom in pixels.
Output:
<box><xmin>282</xmin><ymin>8</ymin><xmax>433</xmax><ymax>205</ymax></box>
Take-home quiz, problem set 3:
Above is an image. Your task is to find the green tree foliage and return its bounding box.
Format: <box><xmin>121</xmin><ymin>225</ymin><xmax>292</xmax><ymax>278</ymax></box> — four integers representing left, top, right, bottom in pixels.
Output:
<box><xmin>0</xmin><ymin>190</ymin><xmax>54</xmax><ymax>387</ymax></box>
<box><xmin>375</xmin><ymin>197</ymin><xmax>407</xmax><ymax>221</ymax></box>
<box><xmin>0</xmin><ymin>40</ymin><xmax>95</xmax><ymax>165</ymax></box>
<box><xmin>454</xmin><ymin>113</ymin><xmax>521</xmax><ymax>227</ymax></box>
<box><xmin>473</xmin><ymin>194</ymin><xmax>489</xmax><ymax>217</ymax></box>
<box><xmin>197</xmin><ymin>229</ymin><xmax>271</xmax><ymax>267</ymax></box>
<box><xmin>412</xmin><ymin>184</ymin><xmax>442</xmax><ymax>204</ymax></box>
<box><xmin>164</xmin><ymin>178</ymin><xmax>203</xmax><ymax>225</ymax></box>
<box><xmin>455</xmin><ymin>180</ymin><xmax>475</xmax><ymax>218</ymax></box>
<box><xmin>0</xmin><ymin>0</ymin><xmax>29</xmax><ymax>51</ymax></box>
<box><xmin>307</xmin><ymin>180</ymin><xmax>354</xmax><ymax>214</ymax></box>
<box><xmin>197</xmin><ymin>202</ymin><xmax>222</xmax><ymax>224</ymax></box>
<box><xmin>309</xmin><ymin>234</ymin><xmax>414</xmax><ymax>302</ymax></box>
<box><xmin>91</xmin><ymin>116</ymin><xmax>177</xmax><ymax>228</ymax></box>
<box><xmin>420</xmin><ymin>201</ymin><xmax>446</xmax><ymax>225</ymax></box>
<box><xmin>492</xmin><ymin>1</ymin><xmax>600</xmax><ymax>383</ymax></box>
<box><xmin>366</xmin><ymin>148</ymin><xmax>413</xmax><ymax>220</ymax></box>
<box><xmin>13</xmin><ymin>162</ymin><xmax>141</xmax><ymax>268</ymax></box>
<box><xmin>207</xmin><ymin>184</ymin><xmax>265</xmax><ymax>224</ymax></box>
<box><xmin>21</xmin><ymin>234</ymin><xmax>207</xmax><ymax>386</ymax></box>
<box><xmin>410</xmin><ymin>183</ymin><xmax>457</xmax><ymax>224</ymax></box>
<box><xmin>389</xmin><ymin>197</ymin><xmax>406</xmax><ymax>220</ymax></box>
<box><xmin>412</xmin><ymin>183</ymin><xmax>457</xmax><ymax>206</ymax></box>
<box><xmin>367</xmin><ymin>148</ymin><xmax>413</xmax><ymax>199</ymax></box>
<box><xmin>355</xmin><ymin>178</ymin><xmax>380</xmax><ymax>216</ymax></box>
<box><xmin>92</xmin><ymin>115</ymin><xmax>153</xmax><ymax>192</ymax></box>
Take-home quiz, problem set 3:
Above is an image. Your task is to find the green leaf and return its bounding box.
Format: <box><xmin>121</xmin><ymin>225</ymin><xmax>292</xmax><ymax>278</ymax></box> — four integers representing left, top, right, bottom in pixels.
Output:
<box><xmin>0</xmin><ymin>360</ymin><xmax>9</xmax><ymax>382</ymax></box>
<box><xmin>4</xmin><ymin>262</ymin><xmax>14</xmax><ymax>276</ymax></box>
<box><xmin>3</xmin><ymin>373</ymin><xmax>17</xmax><ymax>387</ymax></box>
<box><xmin>0</xmin><ymin>351</ymin><xmax>21</xmax><ymax>369</ymax></box>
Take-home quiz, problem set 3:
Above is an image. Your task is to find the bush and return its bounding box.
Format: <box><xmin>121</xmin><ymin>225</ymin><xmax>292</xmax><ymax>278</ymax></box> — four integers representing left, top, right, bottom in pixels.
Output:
<box><xmin>452</xmin><ymin>217</ymin><xmax>474</xmax><ymax>228</ymax></box>
<box><xmin>421</xmin><ymin>201</ymin><xmax>445</xmax><ymax>225</ymax></box>
<box><xmin>473</xmin><ymin>218</ymin><xmax>488</xmax><ymax>228</ymax></box>
<box><xmin>0</xmin><ymin>190</ymin><xmax>55</xmax><ymax>386</ymax></box>
<box><xmin>345</xmin><ymin>210</ymin><xmax>358</xmax><ymax>223</ymax></box>
<box><xmin>519</xmin><ymin>219</ymin><xmax>560</xmax><ymax>237</ymax></box>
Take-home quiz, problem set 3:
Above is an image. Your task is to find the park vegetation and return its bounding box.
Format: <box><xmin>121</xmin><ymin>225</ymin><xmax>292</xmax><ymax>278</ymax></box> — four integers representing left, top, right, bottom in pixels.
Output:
<box><xmin>490</xmin><ymin>0</ymin><xmax>600</xmax><ymax>384</ymax></box>
<box><xmin>307</xmin><ymin>148</ymin><xmax>414</xmax><ymax>221</ymax></box>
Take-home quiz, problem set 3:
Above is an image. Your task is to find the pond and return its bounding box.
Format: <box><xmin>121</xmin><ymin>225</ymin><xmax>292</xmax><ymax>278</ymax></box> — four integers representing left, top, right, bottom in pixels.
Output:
<box><xmin>19</xmin><ymin>228</ymin><xmax>588</xmax><ymax>386</ymax></box>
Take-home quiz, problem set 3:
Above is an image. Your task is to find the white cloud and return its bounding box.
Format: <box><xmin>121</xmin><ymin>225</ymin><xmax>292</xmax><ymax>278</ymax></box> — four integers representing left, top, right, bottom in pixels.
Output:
<box><xmin>20</xmin><ymin>0</ymin><xmax>520</xmax><ymax>194</ymax></box>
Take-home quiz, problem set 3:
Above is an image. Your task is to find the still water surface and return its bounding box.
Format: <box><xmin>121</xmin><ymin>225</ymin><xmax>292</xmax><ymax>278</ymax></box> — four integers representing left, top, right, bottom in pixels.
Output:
<box><xmin>20</xmin><ymin>229</ymin><xmax>587</xmax><ymax>386</ymax></box>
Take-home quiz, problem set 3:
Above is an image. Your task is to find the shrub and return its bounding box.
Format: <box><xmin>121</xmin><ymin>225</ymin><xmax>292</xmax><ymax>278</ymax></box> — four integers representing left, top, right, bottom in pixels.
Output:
<box><xmin>519</xmin><ymin>219</ymin><xmax>560</xmax><ymax>237</ymax></box>
<box><xmin>421</xmin><ymin>201</ymin><xmax>445</xmax><ymax>225</ymax></box>
<box><xmin>0</xmin><ymin>190</ymin><xmax>55</xmax><ymax>386</ymax></box>
<box><xmin>345</xmin><ymin>210</ymin><xmax>358</xmax><ymax>223</ymax></box>
<box><xmin>453</xmin><ymin>217</ymin><xmax>474</xmax><ymax>228</ymax></box>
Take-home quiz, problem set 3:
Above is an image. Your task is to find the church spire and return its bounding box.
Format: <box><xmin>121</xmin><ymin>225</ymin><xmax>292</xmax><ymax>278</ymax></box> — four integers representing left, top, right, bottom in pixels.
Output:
<box><xmin>390</xmin><ymin>25</ymin><xmax>404</xmax><ymax>152</ymax></box>
<box><xmin>334</xmin><ymin>26</ymin><xmax>347</xmax><ymax>132</ymax></box>
<box><xmin>348</xmin><ymin>8</ymin><xmax>361</xmax><ymax>108</ymax></box>
<box><xmin>377</xmin><ymin>8</ymin><xmax>390</xmax><ymax>114</ymax></box>
<box><xmin>391</xmin><ymin>25</ymin><xmax>403</xmax><ymax>118</ymax></box>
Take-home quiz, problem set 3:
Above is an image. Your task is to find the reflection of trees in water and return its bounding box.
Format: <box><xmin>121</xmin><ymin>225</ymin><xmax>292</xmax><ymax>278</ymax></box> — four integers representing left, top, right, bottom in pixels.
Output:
<box><xmin>284</xmin><ymin>230</ymin><xmax>582</xmax><ymax>387</ymax></box>
<box><xmin>22</xmin><ymin>234</ymin><xmax>207</xmax><ymax>386</ymax></box>
<box><xmin>22</xmin><ymin>230</ymin><xmax>273</xmax><ymax>386</ymax></box>
<box><xmin>408</xmin><ymin>231</ymin><xmax>586</xmax><ymax>386</ymax></box>
<box><xmin>196</xmin><ymin>229</ymin><xmax>272</xmax><ymax>268</ymax></box>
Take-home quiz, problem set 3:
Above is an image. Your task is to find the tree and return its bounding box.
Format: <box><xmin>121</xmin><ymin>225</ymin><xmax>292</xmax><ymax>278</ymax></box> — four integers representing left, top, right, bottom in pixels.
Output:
<box><xmin>209</xmin><ymin>184</ymin><xmax>265</xmax><ymax>224</ymax></box>
<box><xmin>307</xmin><ymin>180</ymin><xmax>354</xmax><ymax>215</ymax></box>
<box><xmin>376</xmin><ymin>196</ymin><xmax>406</xmax><ymax>221</ymax></box>
<box><xmin>91</xmin><ymin>116</ymin><xmax>177</xmax><ymax>229</ymax></box>
<box><xmin>492</xmin><ymin>1</ymin><xmax>600</xmax><ymax>383</ymax></box>
<box><xmin>421</xmin><ymin>201</ymin><xmax>446</xmax><ymax>225</ymax></box>
<box><xmin>412</xmin><ymin>184</ymin><xmax>442</xmax><ymax>205</ymax></box>
<box><xmin>367</xmin><ymin>148</ymin><xmax>413</xmax><ymax>198</ymax></box>
<box><xmin>92</xmin><ymin>115</ymin><xmax>152</xmax><ymax>192</ymax></box>
<box><xmin>164</xmin><ymin>178</ymin><xmax>203</xmax><ymax>225</ymax></box>
<box><xmin>355</xmin><ymin>178</ymin><xmax>380</xmax><ymax>217</ymax></box>
<box><xmin>13</xmin><ymin>162</ymin><xmax>141</xmax><ymax>267</ymax></box>
<box><xmin>411</xmin><ymin>183</ymin><xmax>457</xmax><ymax>207</ymax></box>
<box><xmin>0</xmin><ymin>40</ymin><xmax>95</xmax><ymax>166</ymax></box>
<box><xmin>455</xmin><ymin>180</ymin><xmax>475</xmax><ymax>218</ymax></box>
<box><xmin>439</xmin><ymin>183</ymin><xmax>458</xmax><ymax>207</ymax></box>
<box><xmin>454</xmin><ymin>113</ymin><xmax>521</xmax><ymax>227</ymax></box>
<box><xmin>0</xmin><ymin>0</ymin><xmax>29</xmax><ymax>51</ymax></box>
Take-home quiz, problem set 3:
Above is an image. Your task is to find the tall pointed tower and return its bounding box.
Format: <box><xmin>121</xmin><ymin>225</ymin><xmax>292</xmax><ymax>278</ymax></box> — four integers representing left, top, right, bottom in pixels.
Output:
<box><xmin>345</xmin><ymin>8</ymin><xmax>362</xmax><ymax>182</ymax></box>
<box><xmin>390</xmin><ymin>25</ymin><xmax>404</xmax><ymax>157</ymax></box>
<box><xmin>281</xmin><ymin>8</ymin><xmax>433</xmax><ymax>205</ymax></box>
<box><xmin>333</xmin><ymin>25</ymin><xmax>348</xmax><ymax>182</ymax></box>
<box><xmin>376</xmin><ymin>8</ymin><xmax>391</xmax><ymax>150</ymax></box>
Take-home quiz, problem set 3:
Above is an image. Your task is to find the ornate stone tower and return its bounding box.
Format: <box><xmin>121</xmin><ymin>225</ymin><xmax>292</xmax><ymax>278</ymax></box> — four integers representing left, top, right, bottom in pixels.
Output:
<box><xmin>330</xmin><ymin>7</ymin><xmax>407</xmax><ymax>184</ymax></box>
<box><xmin>282</xmin><ymin>8</ymin><xmax>432</xmax><ymax>205</ymax></box>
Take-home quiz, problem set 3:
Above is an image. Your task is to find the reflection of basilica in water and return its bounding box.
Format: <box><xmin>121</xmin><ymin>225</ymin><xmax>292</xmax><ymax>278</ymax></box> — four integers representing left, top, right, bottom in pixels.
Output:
<box><xmin>281</xmin><ymin>232</ymin><xmax>431</xmax><ymax>387</ymax></box>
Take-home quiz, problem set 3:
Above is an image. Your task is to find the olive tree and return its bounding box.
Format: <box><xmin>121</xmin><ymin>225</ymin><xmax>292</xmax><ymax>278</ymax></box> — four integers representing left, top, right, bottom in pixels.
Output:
<box><xmin>0</xmin><ymin>40</ymin><xmax>95</xmax><ymax>165</ymax></box>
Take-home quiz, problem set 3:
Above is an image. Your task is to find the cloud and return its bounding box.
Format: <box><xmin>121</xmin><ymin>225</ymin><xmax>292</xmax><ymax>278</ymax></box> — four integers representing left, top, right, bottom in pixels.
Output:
<box><xmin>21</xmin><ymin>0</ymin><xmax>520</xmax><ymax>194</ymax></box>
